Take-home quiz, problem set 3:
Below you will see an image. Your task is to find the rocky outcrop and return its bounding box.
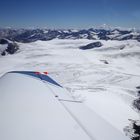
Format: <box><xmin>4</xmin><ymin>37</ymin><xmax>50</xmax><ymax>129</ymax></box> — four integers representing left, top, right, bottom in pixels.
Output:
<box><xmin>0</xmin><ymin>38</ymin><xmax>9</xmax><ymax>44</ymax></box>
<box><xmin>79</xmin><ymin>41</ymin><xmax>103</xmax><ymax>50</ymax></box>
<box><xmin>0</xmin><ymin>39</ymin><xmax>19</xmax><ymax>56</ymax></box>
<box><xmin>133</xmin><ymin>98</ymin><xmax>140</xmax><ymax>112</ymax></box>
<box><xmin>6</xmin><ymin>43</ymin><xmax>19</xmax><ymax>54</ymax></box>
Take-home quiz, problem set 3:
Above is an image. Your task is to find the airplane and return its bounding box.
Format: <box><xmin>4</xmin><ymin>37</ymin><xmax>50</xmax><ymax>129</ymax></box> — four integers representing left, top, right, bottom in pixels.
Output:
<box><xmin>0</xmin><ymin>71</ymin><xmax>130</xmax><ymax>140</ymax></box>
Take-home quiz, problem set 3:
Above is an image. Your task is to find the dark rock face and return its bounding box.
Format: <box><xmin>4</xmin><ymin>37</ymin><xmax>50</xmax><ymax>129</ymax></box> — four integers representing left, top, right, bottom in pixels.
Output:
<box><xmin>132</xmin><ymin>122</ymin><xmax>140</xmax><ymax>140</ymax></box>
<box><xmin>0</xmin><ymin>39</ymin><xmax>19</xmax><ymax>56</ymax></box>
<box><xmin>134</xmin><ymin>86</ymin><xmax>140</xmax><ymax>111</ymax></box>
<box><xmin>97</xmin><ymin>29</ymin><xmax>110</xmax><ymax>40</ymax></box>
<box><xmin>124</xmin><ymin>119</ymin><xmax>140</xmax><ymax>140</ymax></box>
<box><xmin>1</xmin><ymin>51</ymin><xmax>6</xmax><ymax>56</ymax></box>
<box><xmin>0</xmin><ymin>39</ymin><xmax>9</xmax><ymax>44</ymax></box>
<box><xmin>136</xmin><ymin>86</ymin><xmax>140</xmax><ymax>89</ymax></box>
<box><xmin>133</xmin><ymin>98</ymin><xmax>140</xmax><ymax>111</ymax></box>
<box><xmin>6</xmin><ymin>43</ymin><xmax>19</xmax><ymax>54</ymax></box>
<box><xmin>136</xmin><ymin>35</ymin><xmax>140</xmax><ymax>42</ymax></box>
<box><xmin>79</xmin><ymin>41</ymin><xmax>103</xmax><ymax>50</ymax></box>
<box><xmin>121</xmin><ymin>34</ymin><xmax>134</xmax><ymax>40</ymax></box>
<box><xmin>100</xmin><ymin>60</ymin><xmax>109</xmax><ymax>64</ymax></box>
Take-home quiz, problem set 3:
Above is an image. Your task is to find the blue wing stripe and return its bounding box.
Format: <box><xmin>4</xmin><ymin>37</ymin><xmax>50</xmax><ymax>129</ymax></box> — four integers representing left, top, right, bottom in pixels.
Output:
<box><xmin>9</xmin><ymin>71</ymin><xmax>62</xmax><ymax>87</ymax></box>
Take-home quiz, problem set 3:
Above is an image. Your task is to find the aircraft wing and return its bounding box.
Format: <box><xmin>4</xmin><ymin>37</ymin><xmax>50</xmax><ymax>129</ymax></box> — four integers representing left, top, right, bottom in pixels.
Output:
<box><xmin>0</xmin><ymin>71</ymin><xmax>129</xmax><ymax>140</ymax></box>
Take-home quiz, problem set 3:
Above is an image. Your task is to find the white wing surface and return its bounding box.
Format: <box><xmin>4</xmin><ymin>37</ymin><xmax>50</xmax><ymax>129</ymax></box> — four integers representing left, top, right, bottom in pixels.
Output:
<box><xmin>0</xmin><ymin>71</ymin><xmax>130</xmax><ymax>140</ymax></box>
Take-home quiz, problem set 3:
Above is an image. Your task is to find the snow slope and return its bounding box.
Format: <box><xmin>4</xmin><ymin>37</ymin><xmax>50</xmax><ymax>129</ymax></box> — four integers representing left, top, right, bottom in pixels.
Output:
<box><xmin>0</xmin><ymin>39</ymin><xmax>140</xmax><ymax>139</ymax></box>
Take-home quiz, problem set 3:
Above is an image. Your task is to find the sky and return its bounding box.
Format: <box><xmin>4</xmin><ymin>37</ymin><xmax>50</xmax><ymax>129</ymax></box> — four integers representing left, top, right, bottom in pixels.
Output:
<box><xmin>0</xmin><ymin>0</ymin><xmax>140</xmax><ymax>29</ymax></box>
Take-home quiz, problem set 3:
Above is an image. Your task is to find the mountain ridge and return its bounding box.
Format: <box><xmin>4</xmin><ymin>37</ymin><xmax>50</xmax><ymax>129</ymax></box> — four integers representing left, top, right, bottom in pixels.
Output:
<box><xmin>0</xmin><ymin>28</ymin><xmax>140</xmax><ymax>43</ymax></box>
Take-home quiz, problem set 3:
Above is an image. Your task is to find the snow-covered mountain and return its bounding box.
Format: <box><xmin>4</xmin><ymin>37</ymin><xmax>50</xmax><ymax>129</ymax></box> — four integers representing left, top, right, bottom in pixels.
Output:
<box><xmin>0</xmin><ymin>28</ymin><xmax>140</xmax><ymax>42</ymax></box>
<box><xmin>0</xmin><ymin>38</ymin><xmax>140</xmax><ymax>139</ymax></box>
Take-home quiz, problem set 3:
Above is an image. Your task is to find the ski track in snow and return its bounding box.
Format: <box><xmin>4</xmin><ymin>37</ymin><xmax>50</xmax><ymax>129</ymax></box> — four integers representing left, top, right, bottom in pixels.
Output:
<box><xmin>0</xmin><ymin>39</ymin><xmax>140</xmax><ymax>137</ymax></box>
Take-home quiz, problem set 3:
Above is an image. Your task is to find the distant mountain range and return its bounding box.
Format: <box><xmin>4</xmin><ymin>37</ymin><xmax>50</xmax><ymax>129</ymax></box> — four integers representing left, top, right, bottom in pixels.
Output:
<box><xmin>0</xmin><ymin>28</ymin><xmax>140</xmax><ymax>42</ymax></box>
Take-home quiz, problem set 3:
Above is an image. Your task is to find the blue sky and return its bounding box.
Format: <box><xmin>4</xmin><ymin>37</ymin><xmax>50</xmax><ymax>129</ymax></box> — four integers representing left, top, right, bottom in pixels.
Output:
<box><xmin>0</xmin><ymin>0</ymin><xmax>140</xmax><ymax>28</ymax></box>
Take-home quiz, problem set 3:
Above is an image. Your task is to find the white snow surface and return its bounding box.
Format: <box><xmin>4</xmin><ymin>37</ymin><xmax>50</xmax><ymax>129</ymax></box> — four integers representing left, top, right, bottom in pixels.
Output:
<box><xmin>0</xmin><ymin>39</ymin><xmax>140</xmax><ymax>137</ymax></box>
<box><xmin>0</xmin><ymin>44</ymin><xmax>8</xmax><ymax>53</ymax></box>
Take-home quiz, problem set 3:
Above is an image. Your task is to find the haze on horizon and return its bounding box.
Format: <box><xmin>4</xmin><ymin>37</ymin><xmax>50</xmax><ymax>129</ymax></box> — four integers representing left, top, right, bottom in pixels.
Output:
<box><xmin>0</xmin><ymin>0</ymin><xmax>140</xmax><ymax>29</ymax></box>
